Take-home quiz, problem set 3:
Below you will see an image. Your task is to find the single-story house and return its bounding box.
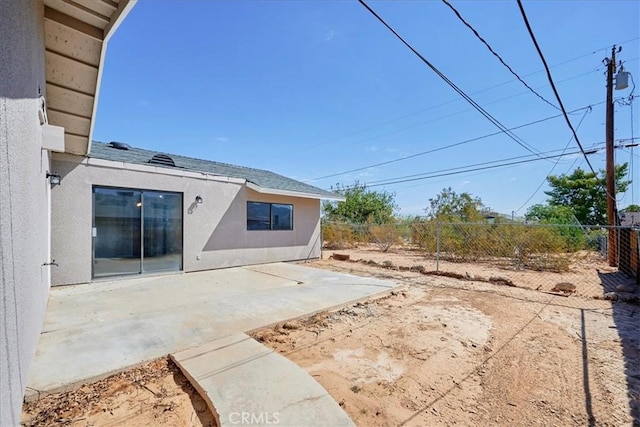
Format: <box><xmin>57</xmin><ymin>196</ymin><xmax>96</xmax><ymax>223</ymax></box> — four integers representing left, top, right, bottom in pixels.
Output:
<box><xmin>1</xmin><ymin>1</ymin><xmax>341</xmax><ymax>423</ymax></box>
<box><xmin>51</xmin><ymin>142</ymin><xmax>342</xmax><ymax>286</ymax></box>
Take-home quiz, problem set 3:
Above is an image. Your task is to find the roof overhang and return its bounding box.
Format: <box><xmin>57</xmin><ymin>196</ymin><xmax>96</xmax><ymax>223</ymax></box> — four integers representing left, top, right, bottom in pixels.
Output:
<box><xmin>245</xmin><ymin>181</ymin><xmax>345</xmax><ymax>201</ymax></box>
<box><xmin>43</xmin><ymin>0</ymin><xmax>136</xmax><ymax>156</ymax></box>
<box><xmin>54</xmin><ymin>154</ymin><xmax>344</xmax><ymax>200</ymax></box>
<box><xmin>55</xmin><ymin>153</ymin><xmax>247</xmax><ymax>185</ymax></box>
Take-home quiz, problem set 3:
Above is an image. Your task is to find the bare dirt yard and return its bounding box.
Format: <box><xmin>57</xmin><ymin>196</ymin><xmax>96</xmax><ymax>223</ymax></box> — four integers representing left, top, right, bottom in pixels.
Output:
<box><xmin>321</xmin><ymin>245</ymin><xmax>637</xmax><ymax>299</ymax></box>
<box><xmin>251</xmin><ymin>249</ymin><xmax>640</xmax><ymax>426</ymax></box>
<box><xmin>21</xmin><ymin>358</ymin><xmax>216</xmax><ymax>427</ymax></box>
<box><xmin>23</xmin><ymin>246</ymin><xmax>640</xmax><ymax>426</ymax></box>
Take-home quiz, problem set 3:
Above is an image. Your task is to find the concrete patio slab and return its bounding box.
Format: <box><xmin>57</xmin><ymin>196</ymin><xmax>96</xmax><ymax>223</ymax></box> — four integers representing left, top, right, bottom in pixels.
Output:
<box><xmin>171</xmin><ymin>333</ymin><xmax>354</xmax><ymax>427</ymax></box>
<box><xmin>26</xmin><ymin>262</ymin><xmax>396</xmax><ymax>395</ymax></box>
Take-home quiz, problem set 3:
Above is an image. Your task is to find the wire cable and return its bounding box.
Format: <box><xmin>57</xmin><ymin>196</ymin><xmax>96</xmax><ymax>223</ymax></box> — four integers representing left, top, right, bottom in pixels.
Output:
<box><xmin>361</xmin><ymin>146</ymin><xmax>602</xmax><ymax>188</ymax></box>
<box><xmin>364</xmin><ymin>137</ymin><xmax>630</xmax><ymax>193</ymax></box>
<box><xmin>516</xmin><ymin>0</ymin><xmax>597</xmax><ymax>176</ymax></box>
<box><xmin>311</xmin><ymin>102</ymin><xmax>604</xmax><ymax>181</ymax></box>
<box><xmin>365</xmin><ymin>143</ymin><xmax>603</xmax><ymax>186</ymax></box>
<box><xmin>513</xmin><ymin>107</ymin><xmax>592</xmax><ymax>213</ymax></box>
<box><xmin>360</xmin><ymin>142</ymin><xmax>604</xmax><ymax>184</ymax></box>
<box><xmin>301</xmin><ymin>38</ymin><xmax>639</xmax><ymax>151</ymax></box>
<box><xmin>441</xmin><ymin>0</ymin><xmax>559</xmax><ymax>110</ymax></box>
<box><xmin>319</xmin><ymin>66</ymin><xmax>618</xmax><ymax>154</ymax></box>
<box><xmin>358</xmin><ymin>0</ymin><xmax>549</xmax><ymax>161</ymax></box>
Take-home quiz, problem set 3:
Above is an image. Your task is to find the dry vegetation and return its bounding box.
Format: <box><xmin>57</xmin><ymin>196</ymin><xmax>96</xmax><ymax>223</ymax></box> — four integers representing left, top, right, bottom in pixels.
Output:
<box><xmin>22</xmin><ymin>358</ymin><xmax>216</xmax><ymax>427</ymax></box>
<box><xmin>322</xmin><ymin>220</ymin><xmax>601</xmax><ymax>274</ymax></box>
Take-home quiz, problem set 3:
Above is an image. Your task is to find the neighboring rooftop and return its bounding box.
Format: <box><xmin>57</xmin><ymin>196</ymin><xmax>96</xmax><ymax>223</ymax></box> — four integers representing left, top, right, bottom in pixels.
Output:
<box><xmin>89</xmin><ymin>141</ymin><xmax>340</xmax><ymax>199</ymax></box>
<box><xmin>620</xmin><ymin>211</ymin><xmax>640</xmax><ymax>227</ymax></box>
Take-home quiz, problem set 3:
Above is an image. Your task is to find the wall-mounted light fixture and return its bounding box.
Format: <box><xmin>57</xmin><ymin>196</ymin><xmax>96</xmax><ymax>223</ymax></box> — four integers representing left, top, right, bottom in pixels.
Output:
<box><xmin>195</xmin><ymin>195</ymin><xmax>203</xmax><ymax>204</ymax></box>
<box><xmin>46</xmin><ymin>172</ymin><xmax>61</xmax><ymax>186</ymax></box>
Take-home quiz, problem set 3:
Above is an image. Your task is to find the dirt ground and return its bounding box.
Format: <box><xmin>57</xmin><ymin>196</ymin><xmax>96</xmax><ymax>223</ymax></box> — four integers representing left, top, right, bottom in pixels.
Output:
<box><xmin>251</xmin><ymin>251</ymin><xmax>640</xmax><ymax>426</ymax></box>
<box><xmin>321</xmin><ymin>245</ymin><xmax>637</xmax><ymax>299</ymax></box>
<box><xmin>22</xmin><ymin>246</ymin><xmax>639</xmax><ymax>426</ymax></box>
<box><xmin>21</xmin><ymin>358</ymin><xmax>217</xmax><ymax>427</ymax></box>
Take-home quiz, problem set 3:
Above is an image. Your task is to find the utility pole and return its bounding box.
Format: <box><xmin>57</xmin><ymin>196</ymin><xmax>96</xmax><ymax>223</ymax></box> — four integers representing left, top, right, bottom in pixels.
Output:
<box><xmin>605</xmin><ymin>46</ymin><xmax>618</xmax><ymax>267</ymax></box>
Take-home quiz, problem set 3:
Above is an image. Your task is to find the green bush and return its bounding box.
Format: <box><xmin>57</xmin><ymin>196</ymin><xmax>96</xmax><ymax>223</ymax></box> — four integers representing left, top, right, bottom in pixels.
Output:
<box><xmin>322</xmin><ymin>221</ymin><xmax>356</xmax><ymax>249</ymax></box>
<box><xmin>410</xmin><ymin>219</ymin><xmax>438</xmax><ymax>252</ymax></box>
<box><xmin>367</xmin><ymin>223</ymin><xmax>402</xmax><ymax>252</ymax></box>
<box><xmin>410</xmin><ymin>221</ymin><xmax>577</xmax><ymax>271</ymax></box>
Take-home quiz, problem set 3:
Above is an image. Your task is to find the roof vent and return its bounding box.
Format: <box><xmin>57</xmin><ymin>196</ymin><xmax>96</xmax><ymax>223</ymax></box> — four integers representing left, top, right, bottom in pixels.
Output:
<box><xmin>148</xmin><ymin>153</ymin><xmax>176</xmax><ymax>167</ymax></box>
<box><xmin>108</xmin><ymin>141</ymin><xmax>131</xmax><ymax>150</ymax></box>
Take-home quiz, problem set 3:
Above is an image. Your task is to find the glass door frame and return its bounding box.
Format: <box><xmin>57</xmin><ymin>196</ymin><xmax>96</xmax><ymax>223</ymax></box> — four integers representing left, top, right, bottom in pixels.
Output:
<box><xmin>140</xmin><ymin>189</ymin><xmax>184</xmax><ymax>274</ymax></box>
<box><xmin>91</xmin><ymin>185</ymin><xmax>184</xmax><ymax>279</ymax></box>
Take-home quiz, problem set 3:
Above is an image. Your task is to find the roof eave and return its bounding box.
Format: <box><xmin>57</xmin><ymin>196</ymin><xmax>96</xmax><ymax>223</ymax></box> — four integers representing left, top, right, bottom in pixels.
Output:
<box><xmin>245</xmin><ymin>181</ymin><xmax>345</xmax><ymax>201</ymax></box>
<box><xmin>86</xmin><ymin>0</ymin><xmax>137</xmax><ymax>156</ymax></box>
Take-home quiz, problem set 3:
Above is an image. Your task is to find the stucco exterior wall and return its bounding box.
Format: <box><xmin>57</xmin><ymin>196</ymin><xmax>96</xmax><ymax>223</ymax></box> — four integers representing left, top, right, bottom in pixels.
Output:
<box><xmin>0</xmin><ymin>1</ymin><xmax>51</xmax><ymax>425</ymax></box>
<box><xmin>51</xmin><ymin>154</ymin><xmax>322</xmax><ymax>286</ymax></box>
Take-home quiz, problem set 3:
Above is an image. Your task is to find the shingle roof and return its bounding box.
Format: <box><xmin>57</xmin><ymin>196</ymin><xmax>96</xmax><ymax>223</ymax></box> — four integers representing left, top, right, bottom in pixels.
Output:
<box><xmin>89</xmin><ymin>141</ymin><xmax>339</xmax><ymax>199</ymax></box>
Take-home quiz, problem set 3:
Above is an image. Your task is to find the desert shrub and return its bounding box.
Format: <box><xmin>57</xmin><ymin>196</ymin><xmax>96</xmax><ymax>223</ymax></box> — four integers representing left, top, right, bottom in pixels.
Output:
<box><xmin>368</xmin><ymin>223</ymin><xmax>402</xmax><ymax>252</ymax></box>
<box><xmin>395</xmin><ymin>216</ymin><xmax>417</xmax><ymax>244</ymax></box>
<box><xmin>554</xmin><ymin>226</ymin><xmax>586</xmax><ymax>252</ymax></box>
<box><xmin>585</xmin><ymin>228</ymin><xmax>606</xmax><ymax>251</ymax></box>
<box><xmin>411</xmin><ymin>221</ymin><xmax>574</xmax><ymax>271</ymax></box>
<box><xmin>410</xmin><ymin>219</ymin><xmax>438</xmax><ymax>252</ymax></box>
<box><xmin>511</xmin><ymin>226</ymin><xmax>569</xmax><ymax>271</ymax></box>
<box><xmin>322</xmin><ymin>221</ymin><xmax>356</xmax><ymax>249</ymax></box>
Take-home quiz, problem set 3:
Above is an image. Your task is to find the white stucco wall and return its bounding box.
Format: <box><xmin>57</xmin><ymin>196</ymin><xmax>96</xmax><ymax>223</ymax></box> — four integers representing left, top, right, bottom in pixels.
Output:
<box><xmin>51</xmin><ymin>154</ymin><xmax>322</xmax><ymax>286</ymax></box>
<box><xmin>0</xmin><ymin>1</ymin><xmax>51</xmax><ymax>425</ymax></box>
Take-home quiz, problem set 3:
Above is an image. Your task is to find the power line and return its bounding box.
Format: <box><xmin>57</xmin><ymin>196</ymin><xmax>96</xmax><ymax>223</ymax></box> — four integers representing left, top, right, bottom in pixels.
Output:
<box><xmin>316</xmin><ymin>66</ymin><xmax>618</xmax><ymax>154</ymax></box>
<box><xmin>355</xmin><ymin>137</ymin><xmax>635</xmax><ymax>194</ymax></box>
<box><xmin>311</xmin><ymin>102</ymin><xmax>604</xmax><ymax>181</ymax></box>
<box><xmin>513</xmin><ymin>107</ymin><xmax>592</xmax><ymax>213</ymax></box>
<box><xmin>620</xmin><ymin>147</ymin><xmax>640</xmax><ymax>159</ymax></box>
<box><xmin>301</xmin><ymin>38</ymin><xmax>639</xmax><ymax>152</ymax></box>
<box><xmin>544</xmin><ymin>36</ymin><xmax>638</xmax><ymax>69</ymax></box>
<box><xmin>365</xmin><ymin>144</ymin><xmax>602</xmax><ymax>186</ymax></box>
<box><xmin>441</xmin><ymin>0</ymin><xmax>559</xmax><ymax>110</ymax></box>
<box><xmin>346</xmin><ymin>136</ymin><xmax>632</xmax><ymax>190</ymax></box>
<box><xmin>361</xmin><ymin>146</ymin><xmax>603</xmax><ymax>189</ymax></box>
<box><xmin>366</xmin><ymin>142</ymin><xmax>605</xmax><ymax>185</ymax></box>
<box><xmin>516</xmin><ymin>0</ymin><xmax>597</xmax><ymax>176</ymax></box>
<box><xmin>357</xmin><ymin>0</ymin><xmax>548</xmax><ymax>161</ymax></box>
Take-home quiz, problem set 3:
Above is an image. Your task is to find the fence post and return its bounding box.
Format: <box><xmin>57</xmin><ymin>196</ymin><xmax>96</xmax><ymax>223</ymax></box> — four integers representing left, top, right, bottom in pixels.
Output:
<box><xmin>436</xmin><ymin>222</ymin><xmax>441</xmax><ymax>272</ymax></box>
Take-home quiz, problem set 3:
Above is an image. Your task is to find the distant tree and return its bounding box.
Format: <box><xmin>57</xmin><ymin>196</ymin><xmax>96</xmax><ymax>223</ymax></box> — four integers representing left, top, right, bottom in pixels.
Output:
<box><xmin>322</xmin><ymin>182</ymin><xmax>397</xmax><ymax>224</ymax></box>
<box><xmin>623</xmin><ymin>204</ymin><xmax>640</xmax><ymax>212</ymax></box>
<box><xmin>426</xmin><ymin>187</ymin><xmax>487</xmax><ymax>222</ymax></box>
<box><xmin>525</xmin><ymin>204</ymin><xmax>577</xmax><ymax>224</ymax></box>
<box><xmin>525</xmin><ymin>204</ymin><xmax>584</xmax><ymax>251</ymax></box>
<box><xmin>545</xmin><ymin>164</ymin><xmax>630</xmax><ymax>225</ymax></box>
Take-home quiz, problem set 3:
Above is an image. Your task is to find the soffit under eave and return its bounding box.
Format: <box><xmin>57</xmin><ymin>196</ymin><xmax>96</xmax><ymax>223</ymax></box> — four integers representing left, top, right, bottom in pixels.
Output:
<box><xmin>43</xmin><ymin>0</ymin><xmax>135</xmax><ymax>156</ymax></box>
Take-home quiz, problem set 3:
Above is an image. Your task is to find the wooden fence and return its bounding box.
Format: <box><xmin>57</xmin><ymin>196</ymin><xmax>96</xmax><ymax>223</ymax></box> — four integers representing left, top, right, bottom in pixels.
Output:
<box><xmin>619</xmin><ymin>228</ymin><xmax>640</xmax><ymax>284</ymax></box>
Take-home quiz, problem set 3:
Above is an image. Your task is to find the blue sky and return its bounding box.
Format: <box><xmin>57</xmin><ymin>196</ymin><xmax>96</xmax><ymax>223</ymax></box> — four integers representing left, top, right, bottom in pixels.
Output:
<box><xmin>94</xmin><ymin>0</ymin><xmax>639</xmax><ymax>217</ymax></box>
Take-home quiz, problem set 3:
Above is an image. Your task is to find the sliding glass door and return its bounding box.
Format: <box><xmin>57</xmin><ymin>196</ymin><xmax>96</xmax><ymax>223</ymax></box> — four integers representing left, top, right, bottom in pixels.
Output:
<box><xmin>93</xmin><ymin>188</ymin><xmax>142</xmax><ymax>277</ymax></box>
<box><xmin>93</xmin><ymin>187</ymin><xmax>183</xmax><ymax>278</ymax></box>
<box><xmin>142</xmin><ymin>191</ymin><xmax>183</xmax><ymax>273</ymax></box>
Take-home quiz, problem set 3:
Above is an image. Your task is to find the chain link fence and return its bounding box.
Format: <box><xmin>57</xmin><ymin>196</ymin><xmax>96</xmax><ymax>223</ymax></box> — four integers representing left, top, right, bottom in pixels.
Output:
<box><xmin>322</xmin><ymin>219</ymin><xmax>639</xmax><ymax>299</ymax></box>
<box><xmin>321</xmin><ymin>219</ymin><xmax>640</xmax><ymax>424</ymax></box>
